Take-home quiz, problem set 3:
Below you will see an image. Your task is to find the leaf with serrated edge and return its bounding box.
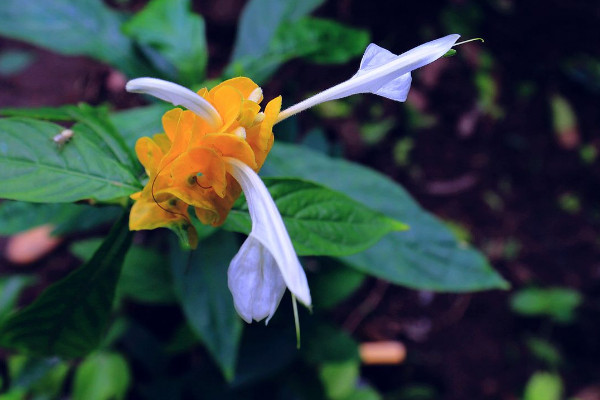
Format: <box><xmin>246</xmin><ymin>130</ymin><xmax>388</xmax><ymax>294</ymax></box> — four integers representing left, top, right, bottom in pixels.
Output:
<box><xmin>0</xmin><ymin>118</ymin><xmax>141</xmax><ymax>203</ymax></box>
<box><xmin>223</xmin><ymin>178</ymin><xmax>407</xmax><ymax>256</ymax></box>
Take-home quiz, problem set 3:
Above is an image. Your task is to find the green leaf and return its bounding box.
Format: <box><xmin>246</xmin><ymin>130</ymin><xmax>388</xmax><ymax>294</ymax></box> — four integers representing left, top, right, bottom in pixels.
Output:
<box><xmin>231</xmin><ymin>0</ymin><xmax>325</xmax><ymax>61</ymax></box>
<box><xmin>342</xmin><ymin>387</ymin><xmax>382</xmax><ymax>400</ymax></box>
<box><xmin>302</xmin><ymin>322</ymin><xmax>359</xmax><ymax>365</ymax></box>
<box><xmin>8</xmin><ymin>355</ymin><xmax>68</xmax><ymax>396</ymax></box>
<box><xmin>122</xmin><ymin>0</ymin><xmax>207</xmax><ymax>85</ymax></box>
<box><xmin>71</xmin><ymin>239</ymin><xmax>176</xmax><ymax>304</ymax></box>
<box><xmin>0</xmin><ymin>105</ymin><xmax>79</xmax><ymax>121</ymax></box>
<box><xmin>109</xmin><ymin>103</ymin><xmax>171</xmax><ymax>150</ymax></box>
<box><xmin>0</xmin><ymin>0</ymin><xmax>149</xmax><ymax>77</ymax></box>
<box><xmin>262</xmin><ymin>143</ymin><xmax>508</xmax><ymax>291</ymax></box>
<box><xmin>273</xmin><ymin>17</ymin><xmax>370</xmax><ymax>64</ymax></box>
<box><xmin>2</xmin><ymin>103</ymin><xmax>137</xmax><ymax>170</ymax></box>
<box><xmin>0</xmin><ymin>213</ymin><xmax>133</xmax><ymax>358</ymax></box>
<box><xmin>232</xmin><ymin>323</ymin><xmax>297</xmax><ymax>387</ymax></box>
<box><xmin>310</xmin><ymin>261</ymin><xmax>365</xmax><ymax>311</ymax></box>
<box><xmin>0</xmin><ymin>276</ymin><xmax>36</xmax><ymax>322</ymax></box>
<box><xmin>66</xmin><ymin>104</ymin><xmax>138</xmax><ymax>171</ymax></box>
<box><xmin>319</xmin><ymin>361</ymin><xmax>359</xmax><ymax>400</ymax></box>
<box><xmin>169</xmin><ymin>231</ymin><xmax>242</xmax><ymax>381</ymax></box>
<box><xmin>229</xmin><ymin>17</ymin><xmax>368</xmax><ymax>83</ymax></box>
<box><xmin>72</xmin><ymin>352</ymin><xmax>131</xmax><ymax>400</ymax></box>
<box><xmin>0</xmin><ymin>202</ymin><xmax>83</xmax><ymax>235</ymax></box>
<box><xmin>0</xmin><ymin>201</ymin><xmax>121</xmax><ymax>236</ymax></box>
<box><xmin>510</xmin><ymin>287</ymin><xmax>582</xmax><ymax>323</ymax></box>
<box><xmin>223</xmin><ymin>178</ymin><xmax>407</xmax><ymax>256</ymax></box>
<box><xmin>228</xmin><ymin>0</ymin><xmax>326</xmax><ymax>83</ymax></box>
<box><xmin>523</xmin><ymin>372</ymin><xmax>562</xmax><ymax>400</ymax></box>
<box><xmin>525</xmin><ymin>337</ymin><xmax>562</xmax><ymax>368</ymax></box>
<box><xmin>0</xmin><ymin>118</ymin><xmax>141</xmax><ymax>203</ymax></box>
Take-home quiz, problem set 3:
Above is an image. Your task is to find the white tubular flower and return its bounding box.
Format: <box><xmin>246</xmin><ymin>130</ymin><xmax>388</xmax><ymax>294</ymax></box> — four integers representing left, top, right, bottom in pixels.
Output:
<box><xmin>125</xmin><ymin>77</ymin><xmax>223</xmax><ymax>128</ymax></box>
<box><xmin>225</xmin><ymin>157</ymin><xmax>311</xmax><ymax>324</ymax></box>
<box><xmin>276</xmin><ymin>34</ymin><xmax>460</xmax><ymax>123</ymax></box>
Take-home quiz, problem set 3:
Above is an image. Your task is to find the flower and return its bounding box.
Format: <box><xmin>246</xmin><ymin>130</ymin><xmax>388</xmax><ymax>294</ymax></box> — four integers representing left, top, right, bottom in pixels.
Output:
<box><xmin>276</xmin><ymin>34</ymin><xmax>460</xmax><ymax>122</ymax></box>
<box><xmin>226</xmin><ymin>157</ymin><xmax>310</xmax><ymax>323</ymax></box>
<box><xmin>127</xmin><ymin>77</ymin><xmax>281</xmax><ymax>246</ymax></box>
<box><xmin>126</xmin><ymin>34</ymin><xmax>459</xmax><ymax>324</ymax></box>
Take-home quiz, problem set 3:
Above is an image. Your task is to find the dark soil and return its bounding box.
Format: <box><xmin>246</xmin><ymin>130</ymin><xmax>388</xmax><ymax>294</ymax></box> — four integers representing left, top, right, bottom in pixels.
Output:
<box><xmin>1</xmin><ymin>1</ymin><xmax>599</xmax><ymax>399</ymax></box>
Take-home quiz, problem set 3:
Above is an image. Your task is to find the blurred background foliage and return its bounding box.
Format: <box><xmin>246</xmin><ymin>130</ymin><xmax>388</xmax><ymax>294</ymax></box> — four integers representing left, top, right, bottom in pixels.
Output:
<box><xmin>0</xmin><ymin>0</ymin><xmax>599</xmax><ymax>399</ymax></box>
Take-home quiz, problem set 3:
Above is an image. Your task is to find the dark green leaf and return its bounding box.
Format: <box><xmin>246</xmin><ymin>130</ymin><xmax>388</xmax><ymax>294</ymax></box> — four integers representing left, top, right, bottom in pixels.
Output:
<box><xmin>231</xmin><ymin>0</ymin><xmax>324</xmax><ymax>61</ymax></box>
<box><xmin>0</xmin><ymin>0</ymin><xmax>150</xmax><ymax>77</ymax></box>
<box><xmin>0</xmin><ymin>276</ymin><xmax>36</xmax><ymax>322</ymax></box>
<box><xmin>169</xmin><ymin>231</ymin><xmax>242</xmax><ymax>381</ymax></box>
<box><xmin>232</xmin><ymin>323</ymin><xmax>297</xmax><ymax>387</ymax></box>
<box><xmin>72</xmin><ymin>352</ymin><xmax>131</xmax><ymax>400</ymax></box>
<box><xmin>0</xmin><ymin>202</ymin><xmax>75</xmax><ymax>235</ymax></box>
<box><xmin>302</xmin><ymin>322</ymin><xmax>359</xmax><ymax>365</ymax></box>
<box><xmin>223</xmin><ymin>178</ymin><xmax>407</xmax><ymax>256</ymax></box>
<box><xmin>273</xmin><ymin>17</ymin><xmax>369</xmax><ymax>64</ymax></box>
<box><xmin>122</xmin><ymin>0</ymin><xmax>207</xmax><ymax>85</ymax></box>
<box><xmin>0</xmin><ymin>213</ymin><xmax>133</xmax><ymax>358</ymax></box>
<box><xmin>310</xmin><ymin>261</ymin><xmax>365</xmax><ymax>311</ymax></box>
<box><xmin>262</xmin><ymin>143</ymin><xmax>508</xmax><ymax>291</ymax></box>
<box><xmin>0</xmin><ymin>201</ymin><xmax>121</xmax><ymax>236</ymax></box>
<box><xmin>525</xmin><ymin>337</ymin><xmax>562</xmax><ymax>368</ymax></box>
<box><xmin>71</xmin><ymin>239</ymin><xmax>176</xmax><ymax>304</ymax></box>
<box><xmin>0</xmin><ymin>118</ymin><xmax>141</xmax><ymax>203</ymax></box>
<box><xmin>164</xmin><ymin>324</ymin><xmax>200</xmax><ymax>354</ymax></box>
<box><xmin>228</xmin><ymin>17</ymin><xmax>368</xmax><ymax>83</ymax></box>
<box><xmin>53</xmin><ymin>205</ymin><xmax>123</xmax><ymax>235</ymax></box>
<box><xmin>228</xmin><ymin>0</ymin><xmax>325</xmax><ymax>83</ymax></box>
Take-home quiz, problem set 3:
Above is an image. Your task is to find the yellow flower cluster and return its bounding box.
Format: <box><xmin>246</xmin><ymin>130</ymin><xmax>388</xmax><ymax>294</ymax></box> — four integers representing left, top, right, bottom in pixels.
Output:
<box><xmin>129</xmin><ymin>77</ymin><xmax>281</xmax><ymax>248</ymax></box>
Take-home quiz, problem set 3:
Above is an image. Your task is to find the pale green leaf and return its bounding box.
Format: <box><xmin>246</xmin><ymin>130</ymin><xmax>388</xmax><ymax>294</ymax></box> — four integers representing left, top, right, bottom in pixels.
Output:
<box><xmin>523</xmin><ymin>372</ymin><xmax>562</xmax><ymax>400</ymax></box>
<box><xmin>72</xmin><ymin>352</ymin><xmax>131</xmax><ymax>400</ymax></box>
<box><xmin>510</xmin><ymin>287</ymin><xmax>582</xmax><ymax>323</ymax></box>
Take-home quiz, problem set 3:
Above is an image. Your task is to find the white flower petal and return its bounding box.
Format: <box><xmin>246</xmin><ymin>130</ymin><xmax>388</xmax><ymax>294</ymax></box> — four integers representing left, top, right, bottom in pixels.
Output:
<box><xmin>125</xmin><ymin>77</ymin><xmax>222</xmax><ymax>128</ymax></box>
<box><xmin>228</xmin><ymin>236</ymin><xmax>286</xmax><ymax>323</ymax></box>
<box><xmin>352</xmin><ymin>43</ymin><xmax>413</xmax><ymax>102</ymax></box>
<box><xmin>225</xmin><ymin>157</ymin><xmax>311</xmax><ymax>308</ymax></box>
<box><xmin>276</xmin><ymin>34</ymin><xmax>460</xmax><ymax>122</ymax></box>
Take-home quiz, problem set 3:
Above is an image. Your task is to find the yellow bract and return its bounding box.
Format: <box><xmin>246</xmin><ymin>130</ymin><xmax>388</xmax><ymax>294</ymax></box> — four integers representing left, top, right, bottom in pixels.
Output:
<box><xmin>129</xmin><ymin>77</ymin><xmax>282</xmax><ymax>248</ymax></box>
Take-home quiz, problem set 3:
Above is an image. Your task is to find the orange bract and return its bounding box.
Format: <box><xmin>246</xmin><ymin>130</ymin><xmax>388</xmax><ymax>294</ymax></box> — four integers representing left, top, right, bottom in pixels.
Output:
<box><xmin>129</xmin><ymin>77</ymin><xmax>282</xmax><ymax>248</ymax></box>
